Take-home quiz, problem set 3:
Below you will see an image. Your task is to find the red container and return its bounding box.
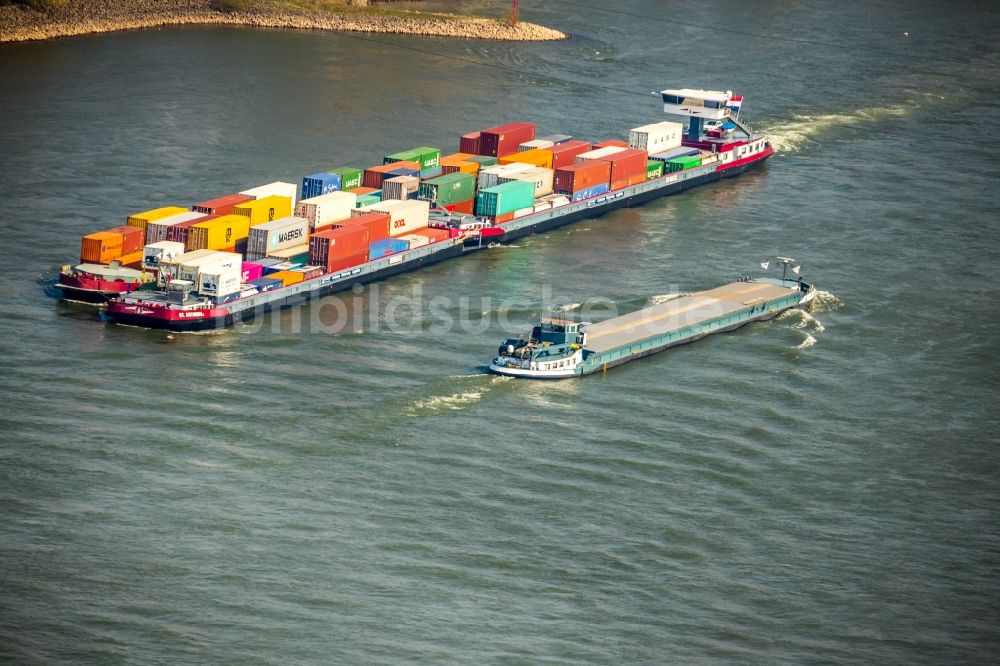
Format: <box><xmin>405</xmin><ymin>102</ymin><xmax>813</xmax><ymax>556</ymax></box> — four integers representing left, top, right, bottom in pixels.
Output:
<box><xmin>443</xmin><ymin>198</ymin><xmax>475</xmax><ymax>215</ymax></box>
<box><xmin>343</xmin><ymin>211</ymin><xmax>391</xmax><ymax>243</ymax></box>
<box><xmin>594</xmin><ymin>139</ymin><xmax>628</xmax><ymax>149</ymax></box>
<box><xmin>554</xmin><ymin>161</ymin><xmax>611</xmax><ymax>193</ymax></box>
<box><xmin>327</xmin><ymin>252</ymin><xmax>367</xmax><ymax>273</ymax></box>
<box><xmin>105</xmin><ymin>225</ymin><xmax>145</xmax><ymax>255</ymax></box>
<box><xmin>351</xmin><ymin>186</ymin><xmax>379</xmax><ymax>196</ymax></box>
<box><xmin>193</xmin><ymin>193</ymin><xmax>253</xmax><ymax>215</ymax></box>
<box><xmin>478</xmin><ymin>123</ymin><xmax>536</xmax><ymax>157</ymax></box>
<box><xmin>459</xmin><ymin>131</ymin><xmax>481</xmax><ymax>155</ymax></box>
<box><xmin>549</xmin><ymin>141</ymin><xmax>592</xmax><ymax>169</ymax></box>
<box><xmin>309</xmin><ymin>226</ymin><xmax>371</xmax><ymax>271</ymax></box>
<box><xmin>362</xmin><ymin>161</ymin><xmax>420</xmax><ymax>189</ymax></box>
<box><xmin>422</xmin><ymin>228</ymin><xmax>452</xmax><ymax>243</ymax></box>
<box><xmin>600</xmin><ymin>148</ymin><xmax>649</xmax><ymax>190</ymax></box>
<box><xmin>166</xmin><ymin>214</ymin><xmax>214</xmax><ymax>245</ymax></box>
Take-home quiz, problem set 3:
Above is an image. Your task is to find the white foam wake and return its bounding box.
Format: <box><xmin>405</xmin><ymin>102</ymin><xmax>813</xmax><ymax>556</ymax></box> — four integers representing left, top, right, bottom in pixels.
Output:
<box><xmin>795</xmin><ymin>333</ymin><xmax>817</xmax><ymax>350</ymax></box>
<box><xmin>648</xmin><ymin>293</ymin><xmax>686</xmax><ymax>306</ymax></box>
<box><xmin>764</xmin><ymin>104</ymin><xmax>911</xmax><ymax>153</ymax></box>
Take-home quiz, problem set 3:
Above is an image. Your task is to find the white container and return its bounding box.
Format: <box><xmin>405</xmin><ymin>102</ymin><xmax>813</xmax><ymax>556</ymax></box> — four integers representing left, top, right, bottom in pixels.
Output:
<box><xmin>144</xmin><ymin>211</ymin><xmax>205</xmax><ymax>245</ymax></box>
<box><xmin>296</xmin><ymin>191</ymin><xmax>357</xmax><ymax>230</ymax></box>
<box><xmin>477</xmin><ymin>162</ymin><xmax>534</xmax><ymax>190</ymax></box>
<box><xmin>396</xmin><ymin>233</ymin><xmax>429</xmax><ymax>249</ymax></box>
<box><xmin>142</xmin><ymin>240</ymin><xmax>186</xmax><ymax>269</ymax></box>
<box><xmin>537</xmin><ymin>193</ymin><xmax>571</xmax><ymax>208</ymax></box>
<box><xmin>247</xmin><ymin>216</ymin><xmax>309</xmax><ymax>258</ymax></box>
<box><xmin>266</xmin><ymin>243</ymin><xmax>310</xmax><ymax>260</ymax></box>
<box><xmin>381</xmin><ymin>175</ymin><xmax>420</xmax><ymax>201</ymax></box>
<box><xmin>499</xmin><ymin>166</ymin><xmax>554</xmax><ymax>197</ymax></box>
<box><xmin>366</xmin><ymin>199</ymin><xmax>430</xmax><ymax>238</ymax></box>
<box><xmin>513</xmin><ymin>207</ymin><xmax>534</xmax><ymax>219</ymax></box>
<box><xmin>198</xmin><ymin>265</ymin><xmax>242</xmax><ymax>297</ymax></box>
<box><xmin>628</xmin><ymin>121</ymin><xmax>683</xmax><ymax>153</ymax></box>
<box><xmin>533</xmin><ymin>201</ymin><xmax>553</xmax><ymax>213</ymax></box>
<box><xmin>575</xmin><ymin>146</ymin><xmax>626</xmax><ymax>163</ymax></box>
<box><xmin>519</xmin><ymin>139</ymin><xmax>554</xmax><ymax>152</ymax></box>
<box><xmin>159</xmin><ymin>248</ymin><xmax>216</xmax><ymax>280</ymax></box>
<box><xmin>239</xmin><ymin>181</ymin><xmax>298</xmax><ymax>207</ymax></box>
<box><xmin>175</xmin><ymin>251</ymin><xmax>241</xmax><ymax>284</ymax></box>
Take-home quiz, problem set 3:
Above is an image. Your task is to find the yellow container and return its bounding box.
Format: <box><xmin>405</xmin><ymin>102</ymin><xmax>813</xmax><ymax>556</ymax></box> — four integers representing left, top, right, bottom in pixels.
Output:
<box><xmin>186</xmin><ymin>214</ymin><xmax>250</xmax><ymax>251</ymax></box>
<box><xmin>126</xmin><ymin>206</ymin><xmax>188</xmax><ymax>234</ymax></box>
<box><xmin>267</xmin><ymin>270</ymin><xmax>304</xmax><ymax>286</ymax></box>
<box><xmin>499</xmin><ymin>148</ymin><xmax>553</xmax><ymax>169</ymax></box>
<box><xmin>80</xmin><ymin>231</ymin><xmax>123</xmax><ymax>263</ymax></box>
<box><xmin>232</xmin><ymin>195</ymin><xmax>292</xmax><ymax>226</ymax></box>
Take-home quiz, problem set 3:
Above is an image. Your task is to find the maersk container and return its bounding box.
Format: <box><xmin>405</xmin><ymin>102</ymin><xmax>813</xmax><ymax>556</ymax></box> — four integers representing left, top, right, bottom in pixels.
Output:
<box><xmin>475</xmin><ymin>180</ymin><xmax>535</xmax><ymax>217</ymax></box>
<box><xmin>478</xmin><ymin>123</ymin><xmax>536</xmax><ymax>157</ymax></box>
<box><xmin>381</xmin><ymin>175</ymin><xmax>420</xmax><ymax>201</ymax></box>
<box><xmin>233</xmin><ymin>195</ymin><xmax>293</xmax><ymax>228</ymax></box>
<box><xmin>553</xmin><ymin>160</ymin><xmax>611</xmax><ymax>193</ymax></box>
<box><xmin>576</xmin><ymin>146</ymin><xmax>627</xmax><ymax>163</ymax></box>
<box><xmin>248</xmin><ymin>276</ymin><xmax>283</xmax><ymax>292</ymax></box>
<box><xmin>628</xmin><ymin>121</ymin><xmax>683</xmax><ymax>154</ymax></box>
<box><xmin>569</xmin><ymin>183</ymin><xmax>611</xmax><ymax>203</ymax></box>
<box><xmin>192</xmin><ymin>193</ymin><xmax>253</xmax><ymax>216</ymax></box>
<box><xmin>187</xmin><ymin>214</ymin><xmax>251</xmax><ymax>251</ymax></box>
<box><xmin>146</xmin><ymin>211</ymin><xmax>207</xmax><ymax>245</ymax></box>
<box><xmin>549</xmin><ymin>141</ymin><xmax>592</xmax><ymax>169</ymax></box>
<box><xmin>126</xmin><ymin>206</ymin><xmax>188</xmax><ymax>235</ymax></box>
<box><xmin>327</xmin><ymin>167</ymin><xmax>363</xmax><ymax>191</ymax></box>
<box><xmin>519</xmin><ymin>139</ymin><xmax>554</xmax><ymax>152</ymax></box>
<box><xmin>646</xmin><ymin>160</ymin><xmax>665</xmax><ymax>180</ymax></box>
<box><xmin>366</xmin><ymin>199</ymin><xmax>430</xmax><ymax>237</ymax></box>
<box><xmin>296</xmin><ymin>191</ymin><xmax>357</xmax><ymax>230</ymax></box>
<box><xmin>246</xmin><ymin>215</ymin><xmax>309</xmax><ymax>259</ymax></box>
<box><xmin>301</xmin><ymin>172</ymin><xmax>342</xmax><ymax>200</ymax></box>
<box><xmin>239</xmin><ymin>181</ymin><xmax>298</xmax><ymax>207</ymax></box>
<box><xmin>498</xmin><ymin>166</ymin><xmax>554</xmax><ymax>198</ymax></box>
<box><xmin>650</xmin><ymin>146</ymin><xmax>700</xmax><ymax>162</ymax></box>
<box><xmin>539</xmin><ymin>134</ymin><xmax>572</xmax><ymax>145</ymax></box>
<box><xmin>142</xmin><ymin>240</ymin><xmax>186</xmax><ymax>269</ymax></box>
<box><xmin>418</xmin><ymin>172</ymin><xmax>475</xmax><ymax>206</ymax></box>
<box><xmin>368</xmin><ymin>237</ymin><xmax>409</xmax><ymax>261</ymax></box>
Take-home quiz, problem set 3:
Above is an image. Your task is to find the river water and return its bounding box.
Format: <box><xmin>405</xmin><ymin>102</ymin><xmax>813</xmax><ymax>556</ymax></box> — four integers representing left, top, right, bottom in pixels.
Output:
<box><xmin>1</xmin><ymin>1</ymin><xmax>998</xmax><ymax>663</ymax></box>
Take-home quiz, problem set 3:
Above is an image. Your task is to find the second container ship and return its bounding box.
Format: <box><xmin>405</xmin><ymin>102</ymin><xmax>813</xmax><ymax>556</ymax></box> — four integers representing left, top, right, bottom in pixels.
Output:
<box><xmin>54</xmin><ymin>88</ymin><xmax>774</xmax><ymax>330</ymax></box>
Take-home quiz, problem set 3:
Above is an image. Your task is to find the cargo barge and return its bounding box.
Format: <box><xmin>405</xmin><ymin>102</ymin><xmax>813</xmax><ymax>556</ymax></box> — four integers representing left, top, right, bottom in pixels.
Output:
<box><xmin>489</xmin><ymin>260</ymin><xmax>816</xmax><ymax>379</ymax></box>
<box><xmin>71</xmin><ymin>88</ymin><xmax>774</xmax><ymax>331</ymax></box>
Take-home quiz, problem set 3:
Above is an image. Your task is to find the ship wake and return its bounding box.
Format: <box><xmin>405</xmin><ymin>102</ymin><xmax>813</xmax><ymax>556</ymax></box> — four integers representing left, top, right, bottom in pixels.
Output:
<box><xmin>763</xmin><ymin>104</ymin><xmax>910</xmax><ymax>153</ymax></box>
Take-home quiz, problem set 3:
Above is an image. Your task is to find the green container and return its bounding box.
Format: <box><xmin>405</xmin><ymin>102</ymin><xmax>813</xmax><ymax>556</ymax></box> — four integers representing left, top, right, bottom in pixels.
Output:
<box><xmin>646</xmin><ymin>160</ymin><xmax>664</xmax><ymax>180</ymax></box>
<box><xmin>327</xmin><ymin>167</ymin><xmax>363</xmax><ymax>191</ymax></box>
<box><xmin>476</xmin><ymin>180</ymin><xmax>535</xmax><ymax>217</ymax></box>
<box><xmin>467</xmin><ymin>155</ymin><xmax>498</xmax><ymax>168</ymax></box>
<box><xmin>356</xmin><ymin>193</ymin><xmax>383</xmax><ymax>208</ymax></box>
<box><xmin>419</xmin><ymin>172</ymin><xmax>475</xmax><ymax>206</ymax></box>
<box><xmin>385</xmin><ymin>147</ymin><xmax>441</xmax><ymax>171</ymax></box>
<box><xmin>667</xmin><ymin>156</ymin><xmax>702</xmax><ymax>172</ymax></box>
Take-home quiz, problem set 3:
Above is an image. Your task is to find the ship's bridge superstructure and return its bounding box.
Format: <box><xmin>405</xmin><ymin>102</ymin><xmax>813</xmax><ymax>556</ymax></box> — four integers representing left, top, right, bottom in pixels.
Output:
<box><xmin>661</xmin><ymin>88</ymin><xmax>749</xmax><ymax>141</ymax></box>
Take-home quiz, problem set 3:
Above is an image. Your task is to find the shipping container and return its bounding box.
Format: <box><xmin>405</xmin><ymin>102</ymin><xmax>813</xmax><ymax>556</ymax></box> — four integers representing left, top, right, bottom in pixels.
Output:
<box><xmin>142</xmin><ymin>240</ymin><xmax>186</xmax><ymax>269</ymax></box>
<box><xmin>248</xmin><ymin>276</ymin><xmax>283</xmax><ymax>292</ymax></box>
<box><xmin>80</xmin><ymin>231</ymin><xmax>124</xmax><ymax>264</ymax></box>
<box><xmin>266</xmin><ymin>243</ymin><xmax>310</xmax><ymax>264</ymax></box>
<box><xmin>343</xmin><ymin>211</ymin><xmax>391</xmax><ymax>243</ymax></box>
<box><xmin>646</xmin><ymin>159</ymin><xmax>665</xmax><ymax>180</ymax></box>
<box><xmin>384</xmin><ymin>147</ymin><xmax>440</xmax><ymax>171</ymax></box>
<box><xmin>172</xmin><ymin>250</ymin><xmax>242</xmax><ymax>284</ymax></box>
<box><xmin>187</xmin><ymin>214</ymin><xmax>251</xmax><ymax>251</ymax></box>
<box><xmin>420</xmin><ymin>166</ymin><xmax>443</xmax><ymax>180</ymax></box>
<box><xmin>364</xmin><ymin>199</ymin><xmax>431</xmax><ymax>238</ymax></box>
<box><xmin>498</xmin><ymin>166</ymin><xmax>554</xmax><ymax>198</ymax></box>
<box><xmin>500</xmin><ymin>147</ymin><xmax>553</xmax><ymax>169</ymax></box>
<box><xmin>418</xmin><ymin>172</ymin><xmax>476</xmax><ymax>206</ymax></box>
<box><xmin>145</xmin><ymin>211</ymin><xmax>207</xmax><ymax>245</ymax></box>
<box><xmin>368</xmin><ymin>237</ymin><xmax>409</xmax><ymax>261</ymax></box>
<box><xmin>519</xmin><ymin>139</ymin><xmax>554</xmax><ymax>152</ymax></box>
<box><xmin>440</xmin><ymin>158</ymin><xmax>479</xmax><ymax>175</ymax></box>
<box><xmin>105</xmin><ymin>225</ymin><xmax>146</xmax><ymax>255</ymax></box>
<box><xmin>442</xmin><ymin>198</ymin><xmax>475</xmax><ymax>215</ymax></box>
<box><xmin>245</xmin><ymin>215</ymin><xmax>308</xmax><ymax>259</ymax></box>
<box><xmin>233</xmin><ymin>195</ymin><xmax>293</xmax><ymax>227</ymax></box>
<box><xmin>295</xmin><ymin>191</ymin><xmax>358</xmax><ymax>230</ymax></box>
<box><xmin>476</xmin><ymin>180</ymin><xmax>535</xmax><ymax>217</ymax></box>
<box><xmin>553</xmin><ymin>160</ymin><xmax>611</xmax><ymax>193</ymax></box>
<box><xmin>649</xmin><ymin>146</ymin><xmax>700</xmax><ymax>161</ymax></box>
<box><xmin>569</xmin><ymin>183</ymin><xmax>611</xmax><ymax>202</ymax></box>
<box><xmin>309</xmin><ymin>226</ymin><xmax>371</xmax><ymax>271</ymax></box>
<box><xmin>594</xmin><ymin>139</ymin><xmax>629</xmax><ymax>149</ymax></box>
<box><xmin>267</xmin><ymin>270</ymin><xmax>305</xmax><ymax>287</ymax></box>
<box><xmin>241</xmin><ymin>261</ymin><xmax>264</xmax><ymax>283</ymax></box>
<box><xmin>355</xmin><ymin>193</ymin><xmax>383</xmax><ymax>208</ymax></box>
<box><xmin>292</xmin><ymin>266</ymin><xmax>324</xmax><ymax>280</ymax></box>
<box><xmin>666</xmin><ymin>156</ymin><xmax>703</xmax><ymax>172</ymax></box>
<box><xmin>478</xmin><ymin>123</ymin><xmax>536</xmax><ymax>157</ymax></box>
<box><xmin>628</xmin><ymin>121</ymin><xmax>683</xmax><ymax>154</ymax></box>
<box><xmin>549</xmin><ymin>141</ymin><xmax>592</xmax><ymax>169</ymax></box>
<box><xmin>539</xmin><ymin>134</ymin><xmax>573</xmax><ymax>145</ymax></box>
<box><xmin>576</xmin><ymin>146</ymin><xmax>627</xmax><ymax>163</ymax></box>
<box><xmin>381</xmin><ymin>175</ymin><xmax>420</xmax><ymax>201</ymax></box>
<box><xmin>362</xmin><ymin>161</ymin><xmax>420</xmax><ymax>189</ymax></box>
<box><xmin>466</xmin><ymin>155</ymin><xmax>498</xmax><ymax>168</ymax></box>
<box><xmin>126</xmin><ymin>206</ymin><xmax>188</xmax><ymax>234</ymax></box>
<box><xmin>239</xmin><ymin>181</ymin><xmax>298</xmax><ymax>207</ymax></box>
<box><xmin>198</xmin><ymin>265</ymin><xmax>243</xmax><ymax>297</ymax></box>
<box><xmin>167</xmin><ymin>215</ymin><xmax>215</xmax><ymax>246</ymax></box>
<box><xmin>192</xmin><ymin>193</ymin><xmax>253</xmax><ymax>216</ymax></box>
<box><xmin>397</xmin><ymin>233</ymin><xmax>429</xmax><ymax>249</ymax></box>
<box><xmin>350</xmin><ymin>186</ymin><xmax>379</xmax><ymax>196</ymax></box>
<box><xmin>301</xmin><ymin>172</ymin><xmax>342</xmax><ymax>199</ymax></box>
<box><xmin>459</xmin><ymin>131</ymin><xmax>481</xmax><ymax>155</ymax></box>
<box><xmin>327</xmin><ymin>167</ymin><xmax>363</xmax><ymax>191</ymax></box>
<box><xmin>477</xmin><ymin>162</ymin><xmax>534</xmax><ymax>191</ymax></box>
<box><xmin>596</xmin><ymin>148</ymin><xmax>649</xmax><ymax>190</ymax></box>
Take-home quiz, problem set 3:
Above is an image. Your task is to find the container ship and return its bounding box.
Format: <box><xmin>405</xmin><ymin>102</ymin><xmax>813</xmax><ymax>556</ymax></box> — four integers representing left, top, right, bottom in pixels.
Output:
<box><xmin>53</xmin><ymin>89</ymin><xmax>774</xmax><ymax>330</ymax></box>
<box><xmin>489</xmin><ymin>259</ymin><xmax>816</xmax><ymax>379</ymax></box>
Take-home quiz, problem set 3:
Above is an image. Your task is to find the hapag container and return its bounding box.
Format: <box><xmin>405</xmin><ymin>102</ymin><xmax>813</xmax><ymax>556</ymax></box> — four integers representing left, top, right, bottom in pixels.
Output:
<box><xmin>344</xmin><ymin>211</ymin><xmax>391</xmax><ymax>243</ymax></box>
<box><xmin>233</xmin><ymin>195</ymin><xmax>293</xmax><ymax>227</ymax></box>
<box><xmin>500</xmin><ymin>147</ymin><xmax>553</xmax><ymax>169</ymax></box>
<box><xmin>498</xmin><ymin>166</ymin><xmax>554</xmax><ymax>198</ymax></box>
<box><xmin>80</xmin><ymin>231</ymin><xmax>124</xmax><ymax>264</ymax></box>
<box><xmin>649</xmin><ymin>146</ymin><xmax>700</xmax><ymax>161</ymax></box>
<box><xmin>296</xmin><ymin>191</ymin><xmax>358</xmax><ymax>230</ymax></box>
<box><xmin>646</xmin><ymin>160</ymin><xmax>665</xmax><ymax>180</ymax></box>
<box><xmin>327</xmin><ymin>167</ymin><xmax>363</xmax><ymax>191</ymax></box>
<box><xmin>126</xmin><ymin>206</ymin><xmax>188</xmax><ymax>235</ymax></box>
<box><xmin>569</xmin><ymin>183</ymin><xmax>611</xmax><ymax>203</ymax></box>
<box><xmin>241</xmin><ymin>261</ymin><xmax>264</xmax><ymax>283</ymax></box>
<box><xmin>192</xmin><ymin>193</ymin><xmax>253</xmax><ymax>216</ymax></box>
<box><xmin>267</xmin><ymin>270</ymin><xmax>305</xmax><ymax>287</ymax></box>
<box><xmin>145</xmin><ymin>211</ymin><xmax>208</xmax><ymax>245</ymax></box>
<box><xmin>187</xmin><ymin>214</ymin><xmax>251</xmax><ymax>251</ymax></box>
<box><xmin>239</xmin><ymin>182</ymin><xmax>298</xmax><ymax>207</ymax></box>
<box><xmin>142</xmin><ymin>240</ymin><xmax>186</xmax><ymax>269</ymax></box>
<box><xmin>477</xmin><ymin>162</ymin><xmax>533</xmax><ymax>191</ymax></box>
<box><xmin>362</xmin><ymin>161</ymin><xmax>420</xmax><ymax>189</ymax></box>
<box><xmin>554</xmin><ymin>160</ymin><xmax>611</xmax><ymax>193</ymax></box>
<box><xmin>246</xmin><ymin>215</ymin><xmax>309</xmax><ymax>259</ymax></box>
<box><xmin>248</xmin><ymin>276</ymin><xmax>283</xmax><ymax>292</ymax></box>
<box><xmin>309</xmin><ymin>226</ymin><xmax>371</xmax><ymax>271</ymax></box>
<box><xmin>475</xmin><ymin>180</ymin><xmax>535</xmax><ymax>217</ymax></box>
<box><xmin>576</xmin><ymin>146</ymin><xmax>627</xmax><ymax>163</ymax></box>
<box><xmin>368</xmin><ymin>237</ymin><xmax>409</xmax><ymax>261</ymax></box>
<box><xmin>595</xmin><ymin>140</ymin><xmax>629</xmax><ymax>149</ymax></box>
<box><xmin>301</xmin><ymin>172</ymin><xmax>342</xmax><ymax>199</ymax></box>
<box><xmin>418</xmin><ymin>172</ymin><xmax>475</xmax><ymax>206</ymax></box>
<box><xmin>459</xmin><ymin>131</ymin><xmax>481</xmax><ymax>154</ymax></box>
<box><xmin>549</xmin><ymin>141</ymin><xmax>592</xmax><ymax>169</ymax></box>
<box><xmin>628</xmin><ymin>121</ymin><xmax>683</xmax><ymax>154</ymax></box>
<box><xmin>478</xmin><ymin>123</ymin><xmax>536</xmax><ymax>157</ymax></box>
<box><xmin>365</xmin><ymin>199</ymin><xmax>431</xmax><ymax>238</ymax></box>
<box><xmin>381</xmin><ymin>175</ymin><xmax>420</xmax><ymax>201</ymax></box>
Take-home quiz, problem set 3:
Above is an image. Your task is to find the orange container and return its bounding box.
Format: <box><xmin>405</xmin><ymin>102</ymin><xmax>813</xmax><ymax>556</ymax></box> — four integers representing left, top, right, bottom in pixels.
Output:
<box><xmin>117</xmin><ymin>250</ymin><xmax>144</xmax><ymax>268</ymax></box>
<box><xmin>80</xmin><ymin>231</ymin><xmax>123</xmax><ymax>264</ymax></box>
<box><xmin>267</xmin><ymin>270</ymin><xmax>305</xmax><ymax>286</ymax></box>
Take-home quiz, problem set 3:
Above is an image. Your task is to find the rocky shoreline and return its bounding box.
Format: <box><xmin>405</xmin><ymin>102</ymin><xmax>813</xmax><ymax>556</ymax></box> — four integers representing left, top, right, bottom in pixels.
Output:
<box><xmin>0</xmin><ymin>0</ymin><xmax>568</xmax><ymax>44</ymax></box>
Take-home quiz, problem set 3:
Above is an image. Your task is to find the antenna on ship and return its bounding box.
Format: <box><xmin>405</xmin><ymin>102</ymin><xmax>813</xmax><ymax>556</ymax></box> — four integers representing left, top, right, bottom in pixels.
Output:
<box><xmin>775</xmin><ymin>256</ymin><xmax>802</xmax><ymax>282</ymax></box>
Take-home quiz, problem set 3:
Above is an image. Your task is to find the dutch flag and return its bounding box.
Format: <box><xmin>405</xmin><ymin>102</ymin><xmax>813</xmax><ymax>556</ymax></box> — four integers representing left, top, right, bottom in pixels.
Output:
<box><xmin>726</xmin><ymin>95</ymin><xmax>743</xmax><ymax>112</ymax></box>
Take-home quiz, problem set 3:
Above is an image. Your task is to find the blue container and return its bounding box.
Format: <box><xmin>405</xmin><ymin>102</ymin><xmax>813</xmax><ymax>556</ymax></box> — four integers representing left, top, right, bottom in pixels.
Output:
<box><xmin>215</xmin><ymin>291</ymin><xmax>242</xmax><ymax>305</ymax></box>
<box><xmin>651</xmin><ymin>147</ymin><xmax>700</xmax><ymax>161</ymax></box>
<box><xmin>249</xmin><ymin>277</ymin><xmax>283</xmax><ymax>292</ymax></box>
<box><xmin>368</xmin><ymin>238</ymin><xmax>409</xmax><ymax>261</ymax></box>
<box><xmin>386</xmin><ymin>167</ymin><xmax>419</xmax><ymax>179</ymax></box>
<box><xmin>569</xmin><ymin>183</ymin><xmax>611</xmax><ymax>203</ymax></box>
<box><xmin>302</xmin><ymin>172</ymin><xmax>343</xmax><ymax>199</ymax></box>
<box><xmin>419</xmin><ymin>166</ymin><xmax>443</xmax><ymax>180</ymax></box>
<box><xmin>540</xmin><ymin>134</ymin><xmax>572</xmax><ymax>144</ymax></box>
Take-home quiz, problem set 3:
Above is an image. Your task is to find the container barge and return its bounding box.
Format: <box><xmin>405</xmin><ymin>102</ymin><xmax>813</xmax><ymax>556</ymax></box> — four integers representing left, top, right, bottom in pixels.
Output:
<box><xmin>489</xmin><ymin>260</ymin><xmax>816</xmax><ymax>379</ymax></box>
<box><xmin>53</xmin><ymin>89</ymin><xmax>774</xmax><ymax>330</ymax></box>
